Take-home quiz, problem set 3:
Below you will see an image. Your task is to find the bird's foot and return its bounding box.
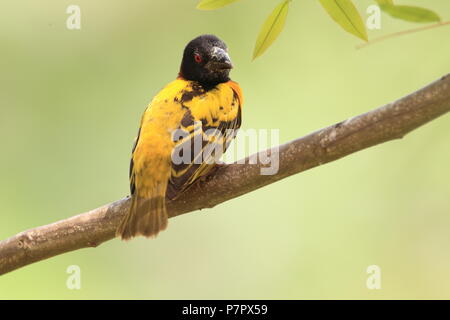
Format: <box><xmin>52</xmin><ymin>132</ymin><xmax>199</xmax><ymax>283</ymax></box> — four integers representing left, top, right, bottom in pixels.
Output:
<box><xmin>199</xmin><ymin>162</ymin><xmax>227</xmax><ymax>183</ymax></box>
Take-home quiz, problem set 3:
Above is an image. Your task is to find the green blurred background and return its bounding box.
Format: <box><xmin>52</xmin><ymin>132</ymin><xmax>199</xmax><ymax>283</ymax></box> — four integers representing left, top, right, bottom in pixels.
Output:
<box><xmin>1</xmin><ymin>0</ymin><xmax>449</xmax><ymax>299</ymax></box>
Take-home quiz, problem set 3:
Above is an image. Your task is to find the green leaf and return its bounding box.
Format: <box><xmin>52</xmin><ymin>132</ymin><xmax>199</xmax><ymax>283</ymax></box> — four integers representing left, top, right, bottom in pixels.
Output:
<box><xmin>375</xmin><ymin>0</ymin><xmax>393</xmax><ymax>5</ymax></box>
<box><xmin>197</xmin><ymin>0</ymin><xmax>242</xmax><ymax>10</ymax></box>
<box><xmin>379</xmin><ymin>4</ymin><xmax>441</xmax><ymax>23</ymax></box>
<box><xmin>253</xmin><ymin>0</ymin><xmax>291</xmax><ymax>60</ymax></box>
<box><xmin>319</xmin><ymin>0</ymin><xmax>368</xmax><ymax>41</ymax></box>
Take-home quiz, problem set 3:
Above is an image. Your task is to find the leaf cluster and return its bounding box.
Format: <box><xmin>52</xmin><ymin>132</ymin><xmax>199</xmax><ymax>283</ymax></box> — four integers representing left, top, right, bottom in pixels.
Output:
<box><xmin>197</xmin><ymin>0</ymin><xmax>442</xmax><ymax>59</ymax></box>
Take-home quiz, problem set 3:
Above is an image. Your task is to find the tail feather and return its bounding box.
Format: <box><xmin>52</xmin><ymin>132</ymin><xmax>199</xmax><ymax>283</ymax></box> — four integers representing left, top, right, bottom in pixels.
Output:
<box><xmin>116</xmin><ymin>190</ymin><xmax>168</xmax><ymax>240</ymax></box>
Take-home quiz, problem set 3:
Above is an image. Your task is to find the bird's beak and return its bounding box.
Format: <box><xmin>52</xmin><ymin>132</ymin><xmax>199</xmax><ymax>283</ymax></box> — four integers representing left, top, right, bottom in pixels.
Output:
<box><xmin>206</xmin><ymin>47</ymin><xmax>233</xmax><ymax>71</ymax></box>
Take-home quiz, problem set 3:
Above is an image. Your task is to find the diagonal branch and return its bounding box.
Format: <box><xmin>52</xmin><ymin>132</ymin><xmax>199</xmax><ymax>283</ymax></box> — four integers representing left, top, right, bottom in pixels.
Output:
<box><xmin>1</xmin><ymin>74</ymin><xmax>449</xmax><ymax>276</ymax></box>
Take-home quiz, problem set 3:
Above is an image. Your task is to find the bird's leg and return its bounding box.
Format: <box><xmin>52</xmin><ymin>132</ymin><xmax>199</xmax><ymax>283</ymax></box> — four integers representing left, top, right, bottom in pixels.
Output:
<box><xmin>199</xmin><ymin>161</ymin><xmax>227</xmax><ymax>183</ymax></box>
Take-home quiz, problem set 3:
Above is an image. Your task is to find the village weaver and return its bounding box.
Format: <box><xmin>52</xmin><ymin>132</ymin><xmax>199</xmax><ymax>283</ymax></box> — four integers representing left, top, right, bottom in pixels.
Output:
<box><xmin>116</xmin><ymin>35</ymin><xmax>244</xmax><ymax>240</ymax></box>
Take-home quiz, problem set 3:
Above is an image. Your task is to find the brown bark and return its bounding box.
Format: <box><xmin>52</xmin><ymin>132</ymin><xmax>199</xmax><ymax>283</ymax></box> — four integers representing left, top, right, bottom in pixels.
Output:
<box><xmin>1</xmin><ymin>74</ymin><xmax>449</xmax><ymax>276</ymax></box>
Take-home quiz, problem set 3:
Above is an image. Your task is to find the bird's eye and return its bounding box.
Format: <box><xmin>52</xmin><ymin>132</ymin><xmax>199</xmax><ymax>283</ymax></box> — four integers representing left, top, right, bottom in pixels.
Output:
<box><xmin>194</xmin><ymin>53</ymin><xmax>202</xmax><ymax>63</ymax></box>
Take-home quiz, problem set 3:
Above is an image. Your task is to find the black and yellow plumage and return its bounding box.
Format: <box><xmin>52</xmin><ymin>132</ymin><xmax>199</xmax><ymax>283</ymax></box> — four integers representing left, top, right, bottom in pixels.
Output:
<box><xmin>116</xmin><ymin>35</ymin><xmax>244</xmax><ymax>240</ymax></box>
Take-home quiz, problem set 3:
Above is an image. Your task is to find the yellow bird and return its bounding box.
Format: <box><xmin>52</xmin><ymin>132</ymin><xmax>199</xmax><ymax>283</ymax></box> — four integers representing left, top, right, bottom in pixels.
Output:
<box><xmin>117</xmin><ymin>35</ymin><xmax>244</xmax><ymax>240</ymax></box>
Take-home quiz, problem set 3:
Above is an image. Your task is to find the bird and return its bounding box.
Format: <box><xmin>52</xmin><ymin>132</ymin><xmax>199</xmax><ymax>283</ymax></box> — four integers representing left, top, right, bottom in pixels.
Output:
<box><xmin>116</xmin><ymin>35</ymin><xmax>244</xmax><ymax>240</ymax></box>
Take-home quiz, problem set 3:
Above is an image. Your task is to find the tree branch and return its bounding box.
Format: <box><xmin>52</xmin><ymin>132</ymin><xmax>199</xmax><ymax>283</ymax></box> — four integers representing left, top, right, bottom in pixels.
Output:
<box><xmin>1</xmin><ymin>74</ymin><xmax>449</xmax><ymax>276</ymax></box>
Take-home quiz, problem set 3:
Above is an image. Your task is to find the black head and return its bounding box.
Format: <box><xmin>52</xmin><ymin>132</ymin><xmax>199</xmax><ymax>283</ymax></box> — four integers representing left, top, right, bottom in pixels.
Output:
<box><xmin>179</xmin><ymin>35</ymin><xmax>233</xmax><ymax>87</ymax></box>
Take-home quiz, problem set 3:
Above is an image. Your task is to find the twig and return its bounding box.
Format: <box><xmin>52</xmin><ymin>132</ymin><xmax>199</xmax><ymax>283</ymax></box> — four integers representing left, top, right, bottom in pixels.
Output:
<box><xmin>357</xmin><ymin>21</ymin><xmax>450</xmax><ymax>49</ymax></box>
